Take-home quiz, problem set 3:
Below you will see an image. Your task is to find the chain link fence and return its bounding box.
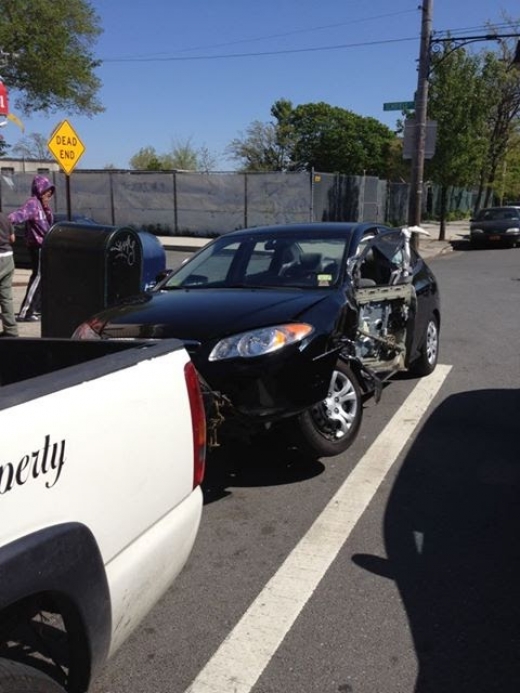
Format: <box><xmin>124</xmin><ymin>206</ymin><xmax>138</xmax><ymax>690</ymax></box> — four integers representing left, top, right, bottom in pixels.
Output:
<box><xmin>0</xmin><ymin>168</ymin><xmax>473</xmax><ymax>235</ymax></box>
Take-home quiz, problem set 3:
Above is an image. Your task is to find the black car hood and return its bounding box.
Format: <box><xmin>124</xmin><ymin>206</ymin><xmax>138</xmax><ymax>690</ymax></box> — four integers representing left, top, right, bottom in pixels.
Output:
<box><xmin>97</xmin><ymin>287</ymin><xmax>332</xmax><ymax>340</ymax></box>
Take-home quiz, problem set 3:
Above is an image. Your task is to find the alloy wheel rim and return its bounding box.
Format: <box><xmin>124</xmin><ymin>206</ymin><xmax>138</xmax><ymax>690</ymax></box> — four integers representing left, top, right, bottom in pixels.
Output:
<box><xmin>311</xmin><ymin>369</ymin><xmax>358</xmax><ymax>440</ymax></box>
<box><xmin>426</xmin><ymin>320</ymin><xmax>438</xmax><ymax>365</ymax></box>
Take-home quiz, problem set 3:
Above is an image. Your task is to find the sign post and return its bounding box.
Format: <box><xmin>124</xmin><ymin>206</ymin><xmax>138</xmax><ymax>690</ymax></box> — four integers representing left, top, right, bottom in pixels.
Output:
<box><xmin>48</xmin><ymin>120</ymin><xmax>86</xmax><ymax>219</ymax></box>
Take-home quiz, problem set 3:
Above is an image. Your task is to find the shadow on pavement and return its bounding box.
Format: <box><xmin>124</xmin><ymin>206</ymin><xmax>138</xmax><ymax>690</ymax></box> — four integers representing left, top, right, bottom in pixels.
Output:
<box><xmin>450</xmin><ymin>238</ymin><xmax>472</xmax><ymax>251</ymax></box>
<box><xmin>202</xmin><ymin>436</ymin><xmax>325</xmax><ymax>504</ymax></box>
<box><xmin>353</xmin><ymin>388</ymin><xmax>520</xmax><ymax>692</ymax></box>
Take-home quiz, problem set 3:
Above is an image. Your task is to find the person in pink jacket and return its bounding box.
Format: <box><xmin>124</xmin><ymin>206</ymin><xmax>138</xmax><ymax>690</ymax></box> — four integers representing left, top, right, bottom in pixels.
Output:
<box><xmin>8</xmin><ymin>175</ymin><xmax>55</xmax><ymax>322</ymax></box>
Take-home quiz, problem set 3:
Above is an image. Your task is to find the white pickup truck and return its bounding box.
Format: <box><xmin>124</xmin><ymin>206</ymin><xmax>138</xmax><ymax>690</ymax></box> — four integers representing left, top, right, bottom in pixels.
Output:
<box><xmin>0</xmin><ymin>337</ymin><xmax>206</xmax><ymax>693</ymax></box>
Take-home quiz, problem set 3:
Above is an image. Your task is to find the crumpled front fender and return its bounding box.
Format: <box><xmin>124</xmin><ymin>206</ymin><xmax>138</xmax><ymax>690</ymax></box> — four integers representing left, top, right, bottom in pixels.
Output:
<box><xmin>339</xmin><ymin>353</ymin><xmax>384</xmax><ymax>403</ymax></box>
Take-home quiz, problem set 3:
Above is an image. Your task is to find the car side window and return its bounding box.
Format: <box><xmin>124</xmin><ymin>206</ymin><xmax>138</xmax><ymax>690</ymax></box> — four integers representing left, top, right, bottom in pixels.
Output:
<box><xmin>195</xmin><ymin>243</ymin><xmax>241</xmax><ymax>283</ymax></box>
<box><xmin>478</xmin><ymin>208</ymin><xmax>520</xmax><ymax>221</ymax></box>
<box><xmin>168</xmin><ymin>241</ymin><xmax>242</xmax><ymax>287</ymax></box>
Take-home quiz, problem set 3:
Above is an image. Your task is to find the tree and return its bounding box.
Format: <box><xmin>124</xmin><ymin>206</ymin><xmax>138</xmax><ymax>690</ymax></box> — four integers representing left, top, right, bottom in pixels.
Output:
<box><xmin>11</xmin><ymin>132</ymin><xmax>49</xmax><ymax>159</ymax></box>
<box><xmin>426</xmin><ymin>44</ymin><xmax>486</xmax><ymax>237</ymax></box>
<box><xmin>228</xmin><ymin>100</ymin><xmax>396</xmax><ymax>175</ymax></box>
<box><xmin>270</xmin><ymin>98</ymin><xmax>297</xmax><ymax>170</ymax></box>
<box><xmin>129</xmin><ymin>139</ymin><xmax>218</xmax><ymax>171</ymax></box>
<box><xmin>226</xmin><ymin>98</ymin><xmax>297</xmax><ymax>171</ymax></box>
<box><xmin>383</xmin><ymin>137</ymin><xmax>410</xmax><ymax>183</ymax></box>
<box><xmin>162</xmin><ymin>140</ymin><xmax>198</xmax><ymax>170</ymax></box>
<box><xmin>288</xmin><ymin>102</ymin><xmax>396</xmax><ymax>175</ymax></box>
<box><xmin>426</xmin><ymin>32</ymin><xmax>520</xmax><ymax>233</ymax></box>
<box><xmin>473</xmin><ymin>42</ymin><xmax>520</xmax><ymax>209</ymax></box>
<box><xmin>0</xmin><ymin>135</ymin><xmax>9</xmax><ymax>157</ymax></box>
<box><xmin>0</xmin><ymin>0</ymin><xmax>103</xmax><ymax>117</ymax></box>
<box><xmin>197</xmin><ymin>145</ymin><xmax>218</xmax><ymax>173</ymax></box>
<box><xmin>226</xmin><ymin>120</ymin><xmax>286</xmax><ymax>171</ymax></box>
<box><xmin>163</xmin><ymin>139</ymin><xmax>218</xmax><ymax>171</ymax></box>
<box><xmin>129</xmin><ymin>146</ymin><xmax>163</xmax><ymax>171</ymax></box>
<box><xmin>499</xmin><ymin>130</ymin><xmax>520</xmax><ymax>202</ymax></box>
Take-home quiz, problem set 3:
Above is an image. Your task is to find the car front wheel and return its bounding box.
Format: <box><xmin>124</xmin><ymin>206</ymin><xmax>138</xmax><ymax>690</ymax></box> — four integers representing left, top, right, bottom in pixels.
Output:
<box><xmin>293</xmin><ymin>360</ymin><xmax>362</xmax><ymax>458</ymax></box>
<box><xmin>0</xmin><ymin>659</ymin><xmax>66</xmax><ymax>693</ymax></box>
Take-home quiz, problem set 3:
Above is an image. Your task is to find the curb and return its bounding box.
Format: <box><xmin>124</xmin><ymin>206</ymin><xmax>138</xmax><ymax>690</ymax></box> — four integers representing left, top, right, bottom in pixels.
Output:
<box><xmin>157</xmin><ymin>237</ymin><xmax>210</xmax><ymax>253</ymax></box>
<box><xmin>162</xmin><ymin>242</ymin><xmax>207</xmax><ymax>253</ymax></box>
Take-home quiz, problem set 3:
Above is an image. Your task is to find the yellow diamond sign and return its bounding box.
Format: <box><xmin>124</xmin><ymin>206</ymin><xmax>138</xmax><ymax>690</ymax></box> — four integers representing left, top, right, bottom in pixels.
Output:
<box><xmin>48</xmin><ymin>120</ymin><xmax>86</xmax><ymax>175</ymax></box>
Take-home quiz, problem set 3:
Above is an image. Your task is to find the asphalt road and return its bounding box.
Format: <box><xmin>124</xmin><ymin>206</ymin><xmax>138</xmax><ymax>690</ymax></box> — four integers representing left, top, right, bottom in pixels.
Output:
<box><xmin>89</xmin><ymin>245</ymin><xmax>520</xmax><ymax>693</ymax></box>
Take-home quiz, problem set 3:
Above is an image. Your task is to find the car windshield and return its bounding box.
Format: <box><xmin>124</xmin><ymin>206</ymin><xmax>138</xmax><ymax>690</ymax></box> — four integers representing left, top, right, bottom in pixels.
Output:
<box><xmin>163</xmin><ymin>233</ymin><xmax>350</xmax><ymax>290</ymax></box>
<box><xmin>476</xmin><ymin>207</ymin><xmax>520</xmax><ymax>221</ymax></box>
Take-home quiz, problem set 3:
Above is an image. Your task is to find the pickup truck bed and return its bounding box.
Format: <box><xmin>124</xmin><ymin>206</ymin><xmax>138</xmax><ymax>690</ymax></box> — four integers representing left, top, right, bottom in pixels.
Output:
<box><xmin>0</xmin><ymin>338</ymin><xmax>206</xmax><ymax>693</ymax></box>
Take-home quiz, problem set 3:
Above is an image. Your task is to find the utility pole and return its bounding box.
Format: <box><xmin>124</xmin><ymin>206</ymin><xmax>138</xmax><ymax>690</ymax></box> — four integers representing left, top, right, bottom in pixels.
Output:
<box><xmin>408</xmin><ymin>0</ymin><xmax>433</xmax><ymax>235</ymax></box>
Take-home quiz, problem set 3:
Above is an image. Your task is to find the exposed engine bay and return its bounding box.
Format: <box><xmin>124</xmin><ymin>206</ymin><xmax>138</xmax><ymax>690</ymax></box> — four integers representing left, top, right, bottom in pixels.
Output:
<box><xmin>354</xmin><ymin>284</ymin><xmax>415</xmax><ymax>372</ymax></box>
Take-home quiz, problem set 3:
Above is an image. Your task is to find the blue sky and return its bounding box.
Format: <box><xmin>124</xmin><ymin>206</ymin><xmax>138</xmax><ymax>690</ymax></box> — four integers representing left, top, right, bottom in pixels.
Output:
<box><xmin>4</xmin><ymin>0</ymin><xmax>519</xmax><ymax>169</ymax></box>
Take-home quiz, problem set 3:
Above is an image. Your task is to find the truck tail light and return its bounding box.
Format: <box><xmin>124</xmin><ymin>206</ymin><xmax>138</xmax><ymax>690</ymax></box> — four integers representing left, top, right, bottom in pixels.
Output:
<box><xmin>184</xmin><ymin>361</ymin><xmax>206</xmax><ymax>488</ymax></box>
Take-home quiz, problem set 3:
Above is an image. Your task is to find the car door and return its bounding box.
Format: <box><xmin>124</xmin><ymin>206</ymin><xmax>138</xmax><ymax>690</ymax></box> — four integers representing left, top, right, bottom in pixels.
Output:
<box><xmin>348</xmin><ymin>230</ymin><xmax>417</xmax><ymax>375</ymax></box>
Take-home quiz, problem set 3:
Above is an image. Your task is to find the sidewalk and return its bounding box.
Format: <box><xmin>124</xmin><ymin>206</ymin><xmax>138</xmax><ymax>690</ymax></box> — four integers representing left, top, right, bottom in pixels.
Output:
<box><xmin>414</xmin><ymin>220</ymin><xmax>469</xmax><ymax>259</ymax></box>
<box><xmin>12</xmin><ymin>220</ymin><xmax>470</xmax><ymax>339</ymax></box>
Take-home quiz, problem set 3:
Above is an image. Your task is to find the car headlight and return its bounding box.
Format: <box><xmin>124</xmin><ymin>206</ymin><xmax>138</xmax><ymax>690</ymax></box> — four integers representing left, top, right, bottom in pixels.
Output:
<box><xmin>471</xmin><ymin>228</ymin><xmax>483</xmax><ymax>234</ymax></box>
<box><xmin>72</xmin><ymin>321</ymin><xmax>102</xmax><ymax>340</ymax></box>
<box><xmin>506</xmin><ymin>227</ymin><xmax>519</xmax><ymax>234</ymax></box>
<box><xmin>209</xmin><ymin>323</ymin><xmax>314</xmax><ymax>361</ymax></box>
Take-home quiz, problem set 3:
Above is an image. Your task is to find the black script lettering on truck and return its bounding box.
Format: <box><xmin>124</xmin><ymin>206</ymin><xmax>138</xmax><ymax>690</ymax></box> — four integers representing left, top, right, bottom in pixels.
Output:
<box><xmin>0</xmin><ymin>434</ymin><xmax>66</xmax><ymax>494</ymax></box>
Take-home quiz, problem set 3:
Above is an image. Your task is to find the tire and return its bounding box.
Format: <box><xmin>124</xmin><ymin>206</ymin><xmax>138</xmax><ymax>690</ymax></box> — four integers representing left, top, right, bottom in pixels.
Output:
<box><xmin>0</xmin><ymin>659</ymin><xmax>65</xmax><ymax>693</ymax></box>
<box><xmin>409</xmin><ymin>314</ymin><xmax>439</xmax><ymax>377</ymax></box>
<box><xmin>293</xmin><ymin>360</ymin><xmax>362</xmax><ymax>458</ymax></box>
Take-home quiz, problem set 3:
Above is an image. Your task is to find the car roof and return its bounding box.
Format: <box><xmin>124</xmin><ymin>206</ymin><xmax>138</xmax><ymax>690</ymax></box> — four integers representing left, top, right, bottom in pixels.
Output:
<box><xmin>478</xmin><ymin>206</ymin><xmax>520</xmax><ymax>212</ymax></box>
<box><xmin>221</xmin><ymin>222</ymin><xmax>394</xmax><ymax>250</ymax></box>
<box><xmin>224</xmin><ymin>222</ymin><xmax>388</xmax><ymax>236</ymax></box>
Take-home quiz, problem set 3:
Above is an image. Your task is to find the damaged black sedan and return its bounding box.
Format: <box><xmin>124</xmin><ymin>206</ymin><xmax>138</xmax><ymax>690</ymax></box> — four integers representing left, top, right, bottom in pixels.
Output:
<box><xmin>73</xmin><ymin>222</ymin><xmax>440</xmax><ymax>457</ymax></box>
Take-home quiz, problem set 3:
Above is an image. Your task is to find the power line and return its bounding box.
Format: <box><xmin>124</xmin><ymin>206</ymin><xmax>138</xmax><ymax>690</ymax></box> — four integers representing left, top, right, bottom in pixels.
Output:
<box><xmin>434</xmin><ymin>23</ymin><xmax>517</xmax><ymax>38</ymax></box>
<box><xmin>101</xmin><ymin>8</ymin><xmax>419</xmax><ymax>62</ymax></box>
<box><xmin>100</xmin><ymin>23</ymin><xmax>519</xmax><ymax>64</ymax></box>
<box><xmin>102</xmin><ymin>36</ymin><xmax>419</xmax><ymax>64</ymax></box>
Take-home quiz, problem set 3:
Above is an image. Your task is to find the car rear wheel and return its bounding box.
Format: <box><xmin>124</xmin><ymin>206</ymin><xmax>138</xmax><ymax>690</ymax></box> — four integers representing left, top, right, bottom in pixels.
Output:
<box><xmin>410</xmin><ymin>314</ymin><xmax>439</xmax><ymax>377</ymax></box>
<box><xmin>293</xmin><ymin>360</ymin><xmax>362</xmax><ymax>458</ymax></box>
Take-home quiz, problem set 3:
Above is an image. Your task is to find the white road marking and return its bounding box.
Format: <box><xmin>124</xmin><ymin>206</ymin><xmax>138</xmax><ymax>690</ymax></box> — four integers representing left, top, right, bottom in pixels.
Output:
<box><xmin>185</xmin><ymin>364</ymin><xmax>452</xmax><ymax>693</ymax></box>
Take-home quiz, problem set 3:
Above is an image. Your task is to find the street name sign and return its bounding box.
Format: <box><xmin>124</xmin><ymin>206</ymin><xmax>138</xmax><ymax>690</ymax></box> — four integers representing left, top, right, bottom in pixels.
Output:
<box><xmin>383</xmin><ymin>101</ymin><xmax>415</xmax><ymax>111</ymax></box>
<box><xmin>48</xmin><ymin>120</ymin><xmax>85</xmax><ymax>175</ymax></box>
